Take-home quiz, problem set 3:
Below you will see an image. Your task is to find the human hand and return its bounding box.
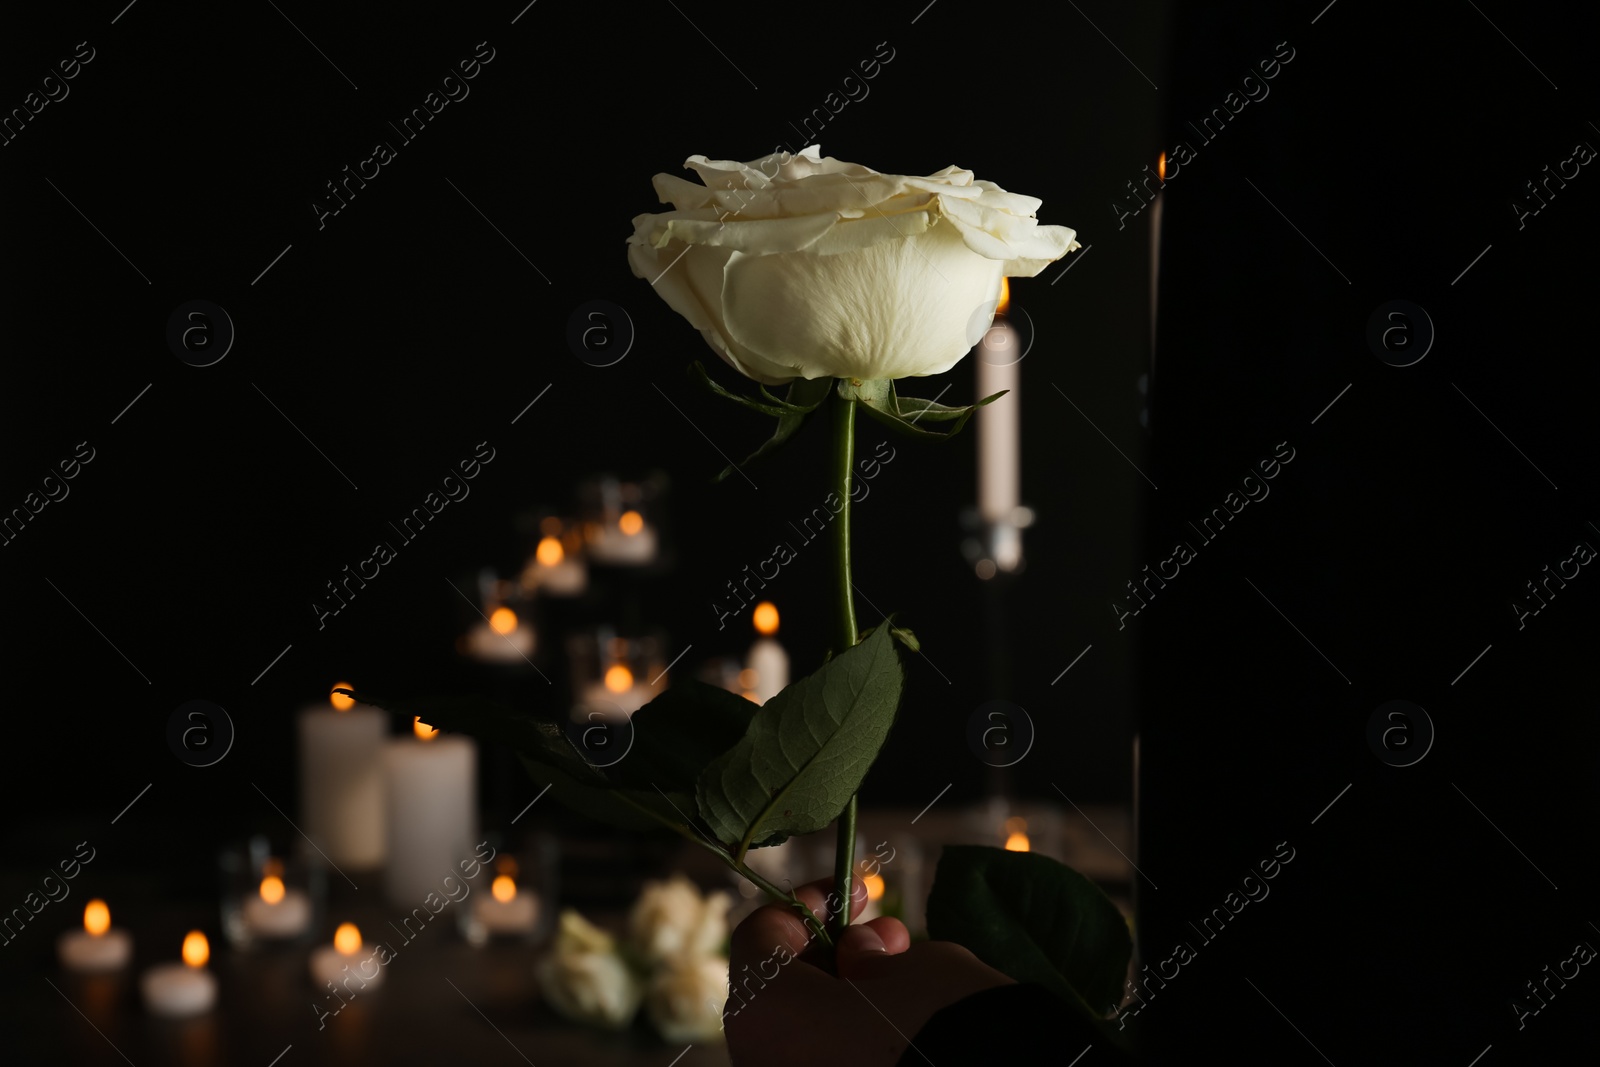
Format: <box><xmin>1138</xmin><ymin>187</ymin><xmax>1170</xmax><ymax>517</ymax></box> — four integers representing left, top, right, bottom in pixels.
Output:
<box><xmin>724</xmin><ymin>877</ymin><xmax>1015</xmax><ymax>1067</ymax></box>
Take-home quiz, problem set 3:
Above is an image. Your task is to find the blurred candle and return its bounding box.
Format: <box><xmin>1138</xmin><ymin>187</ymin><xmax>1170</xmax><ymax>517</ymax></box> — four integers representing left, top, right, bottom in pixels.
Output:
<box><xmin>384</xmin><ymin>719</ymin><xmax>476</xmax><ymax>905</ymax></box>
<box><xmin>465</xmin><ymin>606</ymin><xmax>536</xmax><ymax>663</ymax></box>
<box><xmin>472</xmin><ymin>870</ymin><xmax>538</xmax><ymax>937</ymax></box>
<box><xmin>976</xmin><ymin>279</ymin><xmax>1022</xmax><ymax>572</ymax></box>
<box><xmin>745</xmin><ymin>602</ymin><xmax>789</xmax><ymax>705</ymax></box>
<box><xmin>141</xmin><ymin>931</ymin><xmax>216</xmax><ymax>1017</ymax></box>
<box><xmin>1150</xmin><ymin>151</ymin><xmax>1166</xmax><ymax>365</ymax></box>
<box><xmin>310</xmin><ymin>922</ymin><xmax>383</xmax><ymax>990</ymax></box>
<box><xmin>579</xmin><ymin>663</ymin><xmax>657</xmax><ymax>715</ymax></box>
<box><xmin>1004</xmin><ymin>816</ymin><xmax>1031</xmax><ymax>852</ymax></box>
<box><xmin>524</xmin><ymin>534</ymin><xmax>587</xmax><ymax>596</ymax></box>
<box><xmin>57</xmin><ymin>899</ymin><xmax>132</xmax><ymax>972</ymax></box>
<box><xmin>588</xmin><ymin>508</ymin><xmax>658</xmax><ymax>565</ymax></box>
<box><xmin>299</xmin><ymin>683</ymin><xmax>387</xmax><ymax>869</ymax></box>
<box><xmin>240</xmin><ymin>866</ymin><xmax>311</xmax><ymax>939</ymax></box>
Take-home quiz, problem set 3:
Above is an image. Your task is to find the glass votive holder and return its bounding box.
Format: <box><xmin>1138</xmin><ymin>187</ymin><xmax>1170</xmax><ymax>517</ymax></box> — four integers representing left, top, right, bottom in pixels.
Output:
<box><xmin>519</xmin><ymin>515</ymin><xmax>589</xmax><ymax>598</ymax></box>
<box><xmin>579</xmin><ymin>474</ymin><xmax>664</xmax><ymax>567</ymax></box>
<box><xmin>220</xmin><ymin>837</ymin><xmax>324</xmax><ymax>949</ymax></box>
<box><xmin>459</xmin><ymin>834</ymin><xmax>559</xmax><ymax>947</ymax></box>
<box><xmin>568</xmin><ymin>626</ymin><xmax>668</xmax><ymax>717</ymax></box>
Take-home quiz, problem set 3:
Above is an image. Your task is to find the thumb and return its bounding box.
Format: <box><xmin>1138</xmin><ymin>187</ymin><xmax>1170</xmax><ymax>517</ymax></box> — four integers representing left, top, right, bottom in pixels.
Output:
<box><xmin>835</xmin><ymin>922</ymin><xmax>893</xmax><ymax>978</ymax></box>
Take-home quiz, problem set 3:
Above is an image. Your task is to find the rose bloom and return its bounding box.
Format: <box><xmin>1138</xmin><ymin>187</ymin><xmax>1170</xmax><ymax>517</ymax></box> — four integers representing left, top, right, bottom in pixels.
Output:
<box><xmin>535</xmin><ymin>909</ymin><xmax>643</xmax><ymax>1029</ymax></box>
<box><xmin>627</xmin><ymin>873</ymin><xmax>732</xmax><ymax>966</ymax></box>
<box><xmin>627</xmin><ymin>145</ymin><xmax>1079</xmax><ymax>385</ymax></box>
<box><xmin>646</xmin><ymin>954</ymin><xmax>730</xmax><ymax>1043</ymax></box>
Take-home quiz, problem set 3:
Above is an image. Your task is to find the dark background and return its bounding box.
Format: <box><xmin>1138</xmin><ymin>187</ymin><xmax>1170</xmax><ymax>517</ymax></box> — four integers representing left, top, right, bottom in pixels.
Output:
<box><xmin>1</xmin><ymin>0</ymin><xmax>1596</xmax><ymax>1063</ymax></box>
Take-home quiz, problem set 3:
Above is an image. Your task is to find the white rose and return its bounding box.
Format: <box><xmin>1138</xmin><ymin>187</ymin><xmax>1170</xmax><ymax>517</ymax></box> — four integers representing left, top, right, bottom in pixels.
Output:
<box><xmin>645</xmin><ymin>955</ymin><xmax>730</xmax><ymax>1044</ymax></box>
<box><xmin>627</xmin><ymin>873</ymin><xmax>732</xmax><ymax>966</ymax></box>
<box><xmin>627</xmin><ymin>145</ymin><xmax>1079</xmax><ymax>385</ymax></box>
<box><xmin>535</xmin><ymin>909</ymin><xmax>642</xmax><ymax>1029</ymax></box>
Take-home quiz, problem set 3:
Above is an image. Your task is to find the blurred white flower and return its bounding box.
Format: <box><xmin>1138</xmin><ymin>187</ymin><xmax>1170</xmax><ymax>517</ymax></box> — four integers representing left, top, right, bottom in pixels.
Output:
<box><xmin>646</xmin><ymin>954</ymin><xmax>730</xmax><ymax>1044</ymax></box>
<box><xmin>535</xmin><ymin>909</ymin><xmax>642</xmax><ymax>1029</ymax></box>
<box><xmin>628</xmin><ymin>873</ymin><xmax>732</xmax><ymax>966</ymax></box>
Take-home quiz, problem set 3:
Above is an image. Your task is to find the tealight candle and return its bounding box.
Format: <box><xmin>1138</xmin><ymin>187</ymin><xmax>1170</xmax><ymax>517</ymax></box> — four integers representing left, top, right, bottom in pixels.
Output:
<box><xmin>240</xmin><ymin>867</ymin><xmax>312</xmax><ymax>939</ymax></box>
<box><xmin>588</xmin><ymin>509</ymin><xmax>658</xmax><ymax>565</ymax></box>
<box><xmin>523</xmin><ymin>535</ymin><xmax>587</xmax><ymax>596</ymax></box>
<box><xmin>310</xmin><ymin>922</ymin><xmax>383</xmax><ymax>991</ymax></box>
<box><xmin>141</xmin><ymin>931</ymin><xmax>216</xmax><ymax>1018</ymax></box>
<box><xmin>57</xmin><ymin>899</ymin><xmax>132</xmax><ymax>972</ymax></box>
<box><xmin>578</xmin><ymin>663</ymin><xmax>658</xmax><ymax>716</ymax></box>
<box><xmin>472</xmin><ymin>873</ymin><xmax>538</xmax><ymax>937</ymax></box>
<box><xmin>464</xmin><ymin>606</ymin><xmax>537</xmax><ymax>663</ymax></box>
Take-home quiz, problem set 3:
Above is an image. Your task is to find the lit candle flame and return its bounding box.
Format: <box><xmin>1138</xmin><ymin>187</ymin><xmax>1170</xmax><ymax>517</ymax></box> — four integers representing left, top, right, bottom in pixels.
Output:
<box><xmin>995</xmin><ymin>276</ymin><xmax>1011</xmax><ymax>316</ymax></box>
<box><xmin>489</xmin><ymin>606</ymin><xmax>518</xmax><ymax>635</ymax></box>
<box><xmin>618</xmin><ymin>510</ymin><xmax>644</xmax><ymax>536</ymax></box>
<box><xmin>1158</xmin><ymin>151</ymin><xmax>1167</xmax><ymax>183</ymax></box>
<box><xmin>536</xmin><ymin>536</ymin><xmax>564</xmax><ymax>566</ymax></box>
<box><xmin>182</xmin><ymin>931</ymin><xmax>209</xmax><ymax>968</ymax></box>
<box><xmin>414</xmin><ymin>716</ymin><xmax>439</xmax><ymax>741</ymax></box>
<box><xmin>333</xmin><ymin>922</ymin><xmax>362</xmax><ymax>956</ymax></box>
<box><xmin>753</xmin><ymin>602</ymin><xmax>780</xmax><ymax>636</ymax></box>
<box><xmin>259</xmin><ymin>875</ymin><xmax>286</xmax><ymax>905</ymax></box>
<box><xmin>863</xmin><ymin>873</ymin><xmax>885</xmax><ymax>901</ymax></box>
<box><xmin>491</xmin><ymin>875</ymin><xmax>516</xmax><ymax>903</ymax></box>
<box><xmin>84</xmin><ymin>900</ymin><xmax>110</xmax><ymax>937</ymax></box>
<box><xmin>604</xmin><ymin>664</ymin><xmax>634</xmax><ymax>694</ymax></box>
<box><xmin>1004</xmin><ymin>815</ymin><xmax>1030</xmax><ymax>851</ymax></box>
<box><xmin>741</xmin><ymin>690</ymin><xmax>759</xmax><ymax>703</ymax></box>
<box><xmin>330</xmin><ymin>683</ymin><xmax>355</xmax><ymax>711</ymax></box>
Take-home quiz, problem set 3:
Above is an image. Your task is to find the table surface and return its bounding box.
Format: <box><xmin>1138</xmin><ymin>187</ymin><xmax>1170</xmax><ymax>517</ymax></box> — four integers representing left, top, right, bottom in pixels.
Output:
<box><xmin>2</xmin><ymin>804</ymin><xmax>1131</xmax><ymax>1066</ymax></box>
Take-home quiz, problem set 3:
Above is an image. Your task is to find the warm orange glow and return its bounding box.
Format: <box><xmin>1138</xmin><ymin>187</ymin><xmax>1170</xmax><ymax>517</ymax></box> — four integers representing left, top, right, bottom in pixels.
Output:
<box><xmin>604</xmin><ymin>664</ymin><xmax>634</xmax><ymax>693</ymax></box>
<box><xmin>738</xmin><ymin>668</ymin><xmax>758</xmax><ymax>689</ymax></box>
<box><xmin>536</xmin><ymin>536</ymin><xmax>564</xmax><ymax>566</ymax></box>
<box><xmin>1004</xmin><ymin>832</ymin><xmax>1031</xmax><ymax>852</ymax></box>
<box><xmin>1158</xmin><ymin>151</ymin><xmax>1167</xmax><ymax>182</ymax></box>
<box><xmin>489</xmin><ymin>606</ymin><xmax>518</xmax><ymax>635</ymax></box>
<box><xmin>1004</xmin><ymin>816</ymin><xmax>1028</xmax><ymax>835</ymax></box>
<box><xmin>84</xmin><ymin>900</ymin><xmax>110</xmax><ymax>936</ymax></box>
<box><xmin>414</xmin><ymin>716</ymin><xmax>439</xmax><ymax>741</ymax></box>
<box><xmin>742</xmin><ymin>690</ymin><xmax>759</xmax><ymax>703</ymax></box>
<box><xmin>492</xmin><ymin>875</ymin><xmax>517</xmax><ymax>903</ymax></box>
<box><xmin>330</xmin><ymin>683</ymin><xmax>355</xmax><ymax>711</ymax></box>
<box><xmin>333</xmin><ymin>922</ymin><xmax>362</xmax><ymax>956</ymax></box>
<box><xmin>540</xmin><ymin>516</ymin><xmax>562</xmax><ymax>536</ymax></box>
<box><xmin>181</xmin><ymin>931</ymin><xmax>209</xmax><ymax>968</ymax></box>
<box><xmin>753</xmin><ymin>602</ymin><xmax>780</xmax><ymax>636</ymax></box>
<box><xmin>263</xmin><ymin>858</ymin><xmax>284</xmax><ymax>878</ymax></box>
<box><xmin>995</xmin><ymin>276</ymin><xmax>1012</xmax><ymax>316</ymax></box>
<box><xmin>497</xmin><ymin>855</ymin><xmax>520</xmax><ymax>879</ymax></box>
<box><xmin>863</xmin><ymin>873</ymin><xmax>886</xmax><ymax>901</ymax></box>
<box><xmin>618</xmin><ymin>510</ymin><xmax>645</xmax><ymax>536</ymax></box>
<box><xmin>259</xmin><ymin>875</ymin><xmax>286</xmax><ymax>905</ymax></box>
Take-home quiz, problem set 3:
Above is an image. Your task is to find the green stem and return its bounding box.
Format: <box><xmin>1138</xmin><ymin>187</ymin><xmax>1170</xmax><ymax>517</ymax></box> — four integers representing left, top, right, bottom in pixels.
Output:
<box><xmin>736</xmin><ymin>860</ymin><xmax>835</xmax><ymax>951</ymax></box>
<box><xmin>830</xmin><ymin>388</ymin><xmax>860</xmax><ymax>942</ymax></box>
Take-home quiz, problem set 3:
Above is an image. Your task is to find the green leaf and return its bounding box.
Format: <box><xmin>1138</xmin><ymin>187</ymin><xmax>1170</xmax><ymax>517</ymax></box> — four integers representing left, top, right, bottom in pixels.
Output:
<box><xmin>696</xmin><ymin>623</ymin><xmax>903</xmax><ymax>857</ymax></box>
<box><xmin>689</xmin><ymin>361</ymin><xmax>793</xmax><ymax>418</ymax></box>
<box><xmin>925</xmin><ymin>845</ymin><xmax>1133</xmax><ymax>1017</ymax></box>
<box><xmin>608</xmin><ymin>680</ymin><xmax>758</xmax><ymax>794</ymax></box>
<box><xmin>858</xmin><ymin>623</ymin><xmax>921</xmax><ymax>652</ymax></box>
<box><xmin>839</xmin><ymin>379</ymin><xmax>1005</xmax><ymax>440</ymax></box>
<box><xmin>714</xmin><ymin>376</ymin><xmax>833</xmax><ymax>483</ymax></box>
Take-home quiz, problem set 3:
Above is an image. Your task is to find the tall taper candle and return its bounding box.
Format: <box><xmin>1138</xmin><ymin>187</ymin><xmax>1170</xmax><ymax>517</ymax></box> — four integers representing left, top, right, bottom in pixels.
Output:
<box><xmin>298</xmin><ymin>685</ymin><xmax>386</xmax><ymax>868</ymax></box>
<box><xmin>384</xmin><ymin>718</ymin><xmax>476</xmax><ymax>905</ymax></box>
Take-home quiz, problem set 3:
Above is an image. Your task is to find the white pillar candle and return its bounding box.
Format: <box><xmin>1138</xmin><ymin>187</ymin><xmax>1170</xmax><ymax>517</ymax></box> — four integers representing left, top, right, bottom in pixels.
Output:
<box><xmin>976</xmin><ymin>296</ymin><xmax>1022</xmax><ymax>573</ymax></box>
<box><xmin>472</xmin><ymin>875</ymin><xmax>539</xmax><ymax>936</ymax></box>
<box><xmin>240</xmin><ymin>874</ymin><xmax>311</xmax><ymax>939</ymax></box>
<box><xmin>57</xmin><ymin>899</ymin><xmax>132</xmax><ymax>972</ymax></box>
<box><xmin>141</xmin><ymin>932</ymin><xmax>215</xmax><ymax>1018</ymax></box>
<box><xmin>310</xmin><ymin>923</ymin><xmax>383</xmax><ymax>991</ymax></box>
<box><xmin>384</xmin><ymin>723</ymin><xmax>476</xmax><ymax>906</ymax></box>
<box><xmin>298</xmin><ymin>689</ymin><xmax>387</xmax><ymax>869</ymax></box>
<box><xmin>746</xmin><ymin>602</ymin><xmax>789</xmax><ymax>705</ymax></box>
